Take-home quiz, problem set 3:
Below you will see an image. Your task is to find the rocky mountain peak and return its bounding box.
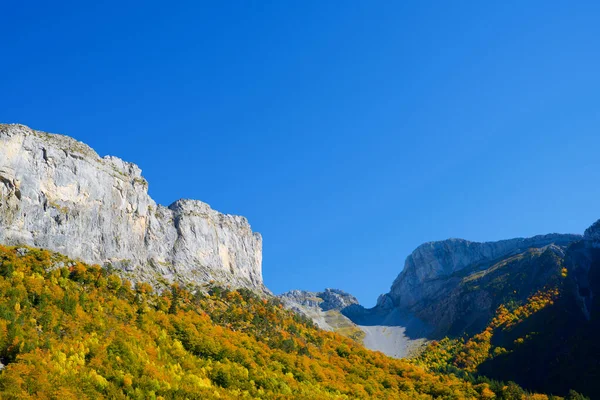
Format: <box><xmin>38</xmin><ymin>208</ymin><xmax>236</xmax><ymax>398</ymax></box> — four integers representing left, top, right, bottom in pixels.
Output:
<box><xmin>279</xmin><ymin>288</ymin><xmax>359</xmax><ymax>312</ymax></box>
<box><xmin>583</xmin><ymin>219</ymin><xmax>600</xmax><ymax>245</ymax></box>
<box><xmin>387</xmin><ymin>233</ymin><xmax>581</xmax><ymax>310</ymax></box>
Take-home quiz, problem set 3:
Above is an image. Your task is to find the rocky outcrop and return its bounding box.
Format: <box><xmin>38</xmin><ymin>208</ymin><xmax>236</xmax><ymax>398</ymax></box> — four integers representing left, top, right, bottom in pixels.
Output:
<box><xmin>386</xmin><ymin>234</ymin><xmax>581</xmax><ymax>310</ymax></box>
<box><xmin>0</xmin><ymin>124</ymin><xmax>265</xmax><ymax>291</ymax></box>
<box><xmin>279</xmin><ymin>289</ymin><xmax>359</xmax><ymax>322</ymax></box>
<box><xmin>279</xmin><ymin>289</ymin><xmax>360</xmax><ymax>334</ymax></box>
<box><xmin>280</xmin><ymin>289</ymin><xmax>359</xmax><ymax>312</ymax></box>
<box><xmin>280</xmin><ymin>288</ymin><xmax>432</xmax><ymax>358</ymax></box>
<box><xmin>362</xmin><ymin>234</ymin><xmax>580</xmax><ymax>339</ymax></box>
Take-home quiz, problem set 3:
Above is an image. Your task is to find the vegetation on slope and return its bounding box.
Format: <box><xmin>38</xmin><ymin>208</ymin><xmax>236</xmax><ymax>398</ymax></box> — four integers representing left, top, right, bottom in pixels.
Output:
<box><xmin>416</xmin><ymin>288</ymin><xmax>561</xmax><ymax>373</ymax></box>
<box><xmin>429</xmin><ymin>248</ymin><xmax>568</xmax><ymax>339</ymax></box>
<box><xmin>416</xmin><ymin>247</ymin><xmax>595</xmax><ymax>399</ymax></box>
<box><xmin>0</xmin><ymin>245</ymin><xmax>561</xmax><ymax>399</ymax></box>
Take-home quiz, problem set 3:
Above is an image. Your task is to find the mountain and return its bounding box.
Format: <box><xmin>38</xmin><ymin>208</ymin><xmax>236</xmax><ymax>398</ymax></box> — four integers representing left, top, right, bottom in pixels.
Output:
<box><xmin>300</xmin><ymin>234</ymin><xmax>580</xmax><ymax>357</ymax></box>
<box><xmin>0</xmin><ymin>244</ymin><xmax>557</xmax><ymax>399</ymax></box>
<box><xmin>283</xmin><ymin>230</ymin><xmax>598</xmax><ymax>397</ymax></box>
<box><xmin>279</xmin><ymin>288</ymin><xmax>433</xmax><ymax>358</ymax></box>
<box><xmin>278</xmin><ymin>289</ymin><xmax>364</xmax><ymax>341</ymax></box>
<box><xmin>376</xmin><ymin>233</ymin><xmax>580</xmax><ymax>336</ymax></box>
<box><xmin>280</xmin><ymin>288</ymin><xmax>360</xmax><ymax>313</ymax></box>
<box><xmin>0</xmin><ymin>124</ymin><xmax>264</xmax><ymax>292</ymax></box>
<box><xmin>408</xmin><ymin>222</ymin><xmax>600</xmax><ymax>398</ymax></box>
<box><xmin>284</xmin><ymin>233</ymin><xmax>600</xmax><ymax>396</ymax></box>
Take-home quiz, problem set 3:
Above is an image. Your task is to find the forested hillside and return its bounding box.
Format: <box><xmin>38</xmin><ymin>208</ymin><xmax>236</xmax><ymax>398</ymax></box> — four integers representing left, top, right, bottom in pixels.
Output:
<box><xmin>0</xmin><ymin>245</ymin><xmax>571</xmax><ymax>399</ymax></box>
<box><xmin>416</xmin><ymin>240</ymin><xmax>598</xmax><ymax>399</ymax></box>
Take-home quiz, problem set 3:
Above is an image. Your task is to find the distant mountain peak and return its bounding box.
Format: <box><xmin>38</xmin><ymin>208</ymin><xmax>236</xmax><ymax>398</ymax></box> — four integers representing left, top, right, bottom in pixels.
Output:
<box><xmin>279</xmin><ymin>288</ymin><xmax>359</xmax><ymax>312</ymax></box>
<box><xmin>388</xmin><ymin>233</ymin><xmax>581</xmax><ymax>310</ymax></box>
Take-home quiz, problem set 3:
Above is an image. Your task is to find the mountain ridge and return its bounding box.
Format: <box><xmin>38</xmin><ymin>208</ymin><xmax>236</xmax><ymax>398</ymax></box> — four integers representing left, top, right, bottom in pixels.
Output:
<box><xmin>284</xmin><ymin>232</ymin><xmax>583</xmax><ymax>359</ymax></box>
<box><xmin>385</xmin><ymin>233</ymin><xmax>581</xmax><ymax>309</ymax></box>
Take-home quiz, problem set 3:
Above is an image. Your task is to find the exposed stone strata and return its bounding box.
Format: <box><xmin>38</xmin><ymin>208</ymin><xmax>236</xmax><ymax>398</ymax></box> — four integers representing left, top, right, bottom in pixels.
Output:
<box><xmin>0</xmin><ymin>124</ymin><xmax>265</xmax><ymax>291</ymax></box>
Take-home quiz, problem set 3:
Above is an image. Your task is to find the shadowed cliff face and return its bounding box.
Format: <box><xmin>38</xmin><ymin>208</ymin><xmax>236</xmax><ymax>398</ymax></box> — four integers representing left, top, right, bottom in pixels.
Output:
<box><xmin>0</xmin><ymin>124</ymin><xmax>265</xmax><ymax>291</ymax></box>
<box><xmin>387</xmin><ymin>234</ymin><xmax>581</xmax><ymax>311</ymax></box>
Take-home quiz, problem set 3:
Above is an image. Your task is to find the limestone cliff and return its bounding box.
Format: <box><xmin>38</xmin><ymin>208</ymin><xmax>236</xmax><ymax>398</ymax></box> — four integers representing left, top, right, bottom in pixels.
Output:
<box><xmin>0</xmin><ymin>124</ymin><xmax>265</xmax><ymax>291</ymax></box>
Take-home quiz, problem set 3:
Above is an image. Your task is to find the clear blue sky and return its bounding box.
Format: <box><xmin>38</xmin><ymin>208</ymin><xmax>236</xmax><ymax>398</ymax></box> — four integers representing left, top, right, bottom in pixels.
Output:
<box><xmin>2</xmin><ymin>1</ymin><xmax>600</xmax><ymax>306</ymax></box>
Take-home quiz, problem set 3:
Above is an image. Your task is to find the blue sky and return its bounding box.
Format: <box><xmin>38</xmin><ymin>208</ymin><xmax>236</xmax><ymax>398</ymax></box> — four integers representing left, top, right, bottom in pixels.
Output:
<box><xmin>2</xmin><ymin>1</ymin><xmax>600</xmax><ymax>306</ymax></box>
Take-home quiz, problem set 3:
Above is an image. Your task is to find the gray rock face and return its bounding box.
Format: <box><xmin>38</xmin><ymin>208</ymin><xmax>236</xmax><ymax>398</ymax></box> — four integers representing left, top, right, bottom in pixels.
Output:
<box><xmin>280</xmin><ymin>288</ymin><xmax>359</xmax><ymax>312</ymax></box>
<box><xmin>387</xmin><ymin>234</ymin><xmax>581</xmax><ymax>310</ymax></box>
<box><xmin>0</xmin><ymin>124</ymin><xmax>265</xmax><ymax>291</ymax></box>
<box><xmin>280</xmin><ymin>290</ymin><xmax>324</xmax><ymax>309</ymax></box>
<box><xmin>279</xmin><ymin>289</ymin><xmax>360</xmax><ymax>331</ymax></box>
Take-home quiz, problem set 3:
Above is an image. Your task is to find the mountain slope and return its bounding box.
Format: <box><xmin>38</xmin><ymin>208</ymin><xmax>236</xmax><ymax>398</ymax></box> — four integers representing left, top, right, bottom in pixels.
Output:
<box><xmin>382</xmin><ymin>234</ymin><xmax>579</xmax><ymax>319</ymax></box>
<box><xmin>0</xmin><ymin>124</ymin><xmax>263</xmax><ymax>291</ymax></box>
<box><xmin>411</xmin><ymin>222</ymin><xmax>600</xmax><ymax>398</ymax></box>
<box><xmin>283</xmin><ymin>234</ymin><xmax>582</xmax><ymax>363</ymax></box>
<box><xmin>278</xmin><ymin>289</ymin><xmax>364</xmax><ymax>341</ymax></box>
<box><xmin>301</xmin><ymin>234</ymin><xmax>573</xmax><ymax>358</ymax></box>
<box><xmin>0</xmin><ymin>245</ymin><xmax>557</xmax><ymax>399</ymax></box>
